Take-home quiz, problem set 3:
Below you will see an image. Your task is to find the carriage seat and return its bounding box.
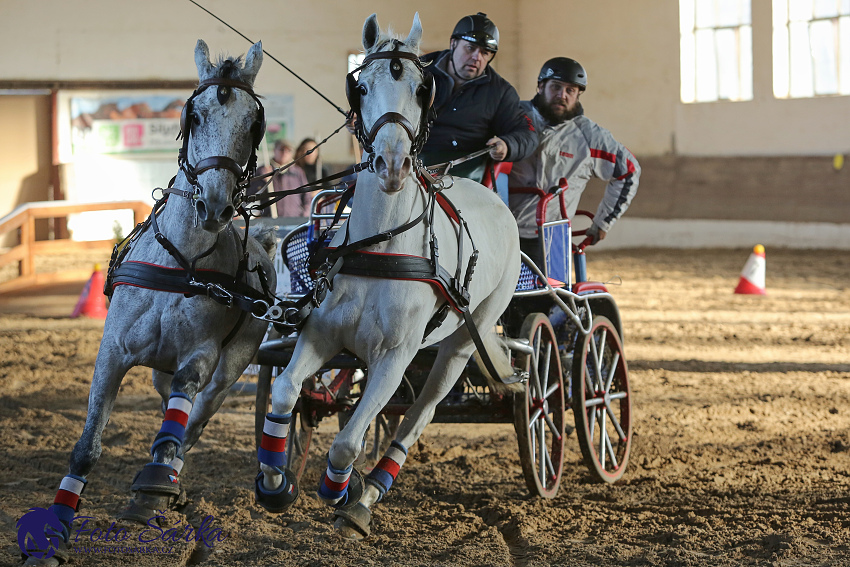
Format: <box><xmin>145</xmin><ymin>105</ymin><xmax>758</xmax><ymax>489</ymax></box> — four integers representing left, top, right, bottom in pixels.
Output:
<box><xmin>508</xmin><ymin>181</ymin><xmax>572</xmax><ymax>293</ymax></box>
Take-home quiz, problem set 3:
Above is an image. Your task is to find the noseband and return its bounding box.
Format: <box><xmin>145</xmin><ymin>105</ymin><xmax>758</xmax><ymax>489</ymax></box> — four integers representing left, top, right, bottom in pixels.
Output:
<box><xmin>346</xmin><ymin>44</ymin><xmax>434</xmax><ymax>156</ymax></box>
<box><xmin>178</xmin><ymin>77</ymin><xmax>266</xmax><ymax>204</ymax></box>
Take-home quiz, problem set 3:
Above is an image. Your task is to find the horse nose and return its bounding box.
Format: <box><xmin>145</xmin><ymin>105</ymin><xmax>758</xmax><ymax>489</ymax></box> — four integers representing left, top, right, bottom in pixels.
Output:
<box><xmin>373</xmin><ymin>153</ymin><xmax>412</xmax><ymax>189</ymax></box>
<box><xmin>195</xmin><ymin>199</ymin><xmax>234</xmax><ymax>229</ymax></box>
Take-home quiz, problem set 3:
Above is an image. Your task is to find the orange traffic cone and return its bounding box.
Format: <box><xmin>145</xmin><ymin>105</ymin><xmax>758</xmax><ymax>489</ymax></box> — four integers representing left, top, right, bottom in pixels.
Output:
<box><xmin>734</xmin><ymin>245</ymin><xmax>766</xmax><ymax>295</ymax></box>
<box><xmin>71</xmin><ymin>264</ymin><xmax>109</xmax><ymax>318</ymax></box>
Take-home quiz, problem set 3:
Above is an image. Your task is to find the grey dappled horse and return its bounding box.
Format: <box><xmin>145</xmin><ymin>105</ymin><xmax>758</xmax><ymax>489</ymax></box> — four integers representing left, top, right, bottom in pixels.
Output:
<box><xmin>26</xmin><ymin>40</ymin><xmax>276</xmax><ymax>565</ymax></box>
<box><xmin>254</xmin><ymin>14</ymin><xmax>520</xmax><ymax>539</ymax></box>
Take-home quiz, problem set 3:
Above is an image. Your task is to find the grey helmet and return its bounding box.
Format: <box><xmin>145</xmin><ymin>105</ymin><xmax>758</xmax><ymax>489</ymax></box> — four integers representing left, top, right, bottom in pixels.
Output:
<box><xmin>537</xmin><ymin>57</ymin><xmax>587</xmax><ymax>91</ymax></box>
<box><xmin>451</xmin><ymin>12</ymin><xmax>499</xmax><ymax>53</ymax></box>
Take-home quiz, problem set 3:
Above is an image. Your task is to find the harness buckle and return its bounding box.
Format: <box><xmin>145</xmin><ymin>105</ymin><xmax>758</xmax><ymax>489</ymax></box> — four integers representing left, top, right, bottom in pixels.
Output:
<box><xmin>313</xmin><ymin>277</ymin><xmax>331</xmax><ymax>307</ymax></box>
<box><xmin>283</xmin><ymin>307</ymin><xmax>301</xmax><ymax>325</ymax></box>
<box><xmin>252</xmin><ymin>302</ymin><xmax>283</xmax><ymax>322</ymax></box>
<box><xmin>205</xmin><ymin>283</ymin><xmax>234</xmax><ymax>306</ymax></box>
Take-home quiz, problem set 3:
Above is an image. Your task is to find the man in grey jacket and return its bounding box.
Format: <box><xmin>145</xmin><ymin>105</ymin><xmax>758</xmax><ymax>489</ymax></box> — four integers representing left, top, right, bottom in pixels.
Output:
<box><xmin>509</xmin><ymin>57</ymin><xmax>639</xmax><ymax>263</ymax></box>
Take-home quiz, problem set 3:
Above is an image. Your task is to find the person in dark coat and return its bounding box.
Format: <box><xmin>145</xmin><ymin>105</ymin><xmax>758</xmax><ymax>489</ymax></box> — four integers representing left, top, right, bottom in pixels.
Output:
<box><xmin>418</xmin><ymin>12</ymin><xmax>537</xmax><ymax>182</ymax></box>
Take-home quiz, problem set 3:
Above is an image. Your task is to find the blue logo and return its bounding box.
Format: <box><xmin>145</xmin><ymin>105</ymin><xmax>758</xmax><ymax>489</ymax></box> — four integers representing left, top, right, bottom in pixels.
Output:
<box><xmin>16</xmin><ymin>507</ymin><xmax>64</xmax><ymax>560</ymax></box>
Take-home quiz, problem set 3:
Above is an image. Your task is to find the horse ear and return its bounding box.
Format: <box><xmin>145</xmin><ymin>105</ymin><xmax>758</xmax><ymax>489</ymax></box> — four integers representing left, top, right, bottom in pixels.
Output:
<box><xmin>194</xmin><ymin>39</ymin><xmax>213</xmax><ymax>79</ymax></box>
<box><xmin>363</xmin><ymin>13</ymin><xmax>380</xmax><ymax>52</ymax></box>
<box><xmin>243</xmin><ymin>40</ymin><xmax>263</xmax><ymax>85</ymax></box>
<box><xmin>406</xmin><ymin>13</ymin><xmax>423</xmax><ymax>53</ymax></box>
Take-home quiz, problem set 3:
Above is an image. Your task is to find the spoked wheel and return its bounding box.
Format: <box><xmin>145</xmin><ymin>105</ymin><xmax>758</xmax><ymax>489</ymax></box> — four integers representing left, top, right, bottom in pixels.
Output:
<box><xmin>255</xmin><ymin>365</ymin><xmax>314</xmax><ymax>481</ymax></box>
<box><xmin>513</xmin><ymin>313</ymin><xmax>566</xmax><ymax>498</ymax></box>
<box><xmin>571</xmin><ymin>315</ymin><xmax>632</xmax><ymax>483</ymax></box>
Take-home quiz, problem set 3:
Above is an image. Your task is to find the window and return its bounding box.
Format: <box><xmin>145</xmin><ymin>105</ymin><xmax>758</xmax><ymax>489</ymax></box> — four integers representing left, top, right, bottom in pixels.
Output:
<box><xmin>348</xmin><ymin>53</ymin><xmax>365</xmax><ymax>74</ymax></box>
<box><xmin>773</xmin><ymin>0</ymin><xmax>850</xmax><ymax>98</ymax></box>
<box><xmin>680</xmin><ymin>0</ymin><xmax>753</xmax><ymax>103</ymax></box>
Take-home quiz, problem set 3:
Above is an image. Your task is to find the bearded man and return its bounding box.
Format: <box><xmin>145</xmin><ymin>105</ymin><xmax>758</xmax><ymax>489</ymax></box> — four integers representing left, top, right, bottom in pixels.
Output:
<box><xmin>508</xmin><ymin>57</ymin><xmax>640</xmax><ymax>264</ymax></box>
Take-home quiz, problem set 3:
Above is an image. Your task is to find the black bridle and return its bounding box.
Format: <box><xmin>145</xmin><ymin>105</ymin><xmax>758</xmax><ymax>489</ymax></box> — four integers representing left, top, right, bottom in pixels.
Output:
<box><xmin>346</xmin><ymin>43</ymin><xmax>435</xmax><ymax>156</ymax></box>
<box><xmin>177</xmin><ymin>77</ymin><xmax>266</xmax><ymax>206</ymax></box>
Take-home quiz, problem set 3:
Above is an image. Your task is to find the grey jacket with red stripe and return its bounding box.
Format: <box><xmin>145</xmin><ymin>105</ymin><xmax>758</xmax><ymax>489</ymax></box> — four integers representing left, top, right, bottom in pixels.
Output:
<box><xmin>508</xmin><ymin>100</ymin><xmax>640</xmax><ymax>238</ymax></box>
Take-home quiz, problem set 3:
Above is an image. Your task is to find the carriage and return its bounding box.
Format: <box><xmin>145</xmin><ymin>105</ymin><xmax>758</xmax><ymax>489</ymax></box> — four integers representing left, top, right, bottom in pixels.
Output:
<box><xmin>253</xmin><ymin>161</ymin><xmax>633</xmax><ymax>499</ymax></box>
<box><xmin>28</xmin><ymin>18</ymin><xmax>632</xmax><ymax>561</ymax></box>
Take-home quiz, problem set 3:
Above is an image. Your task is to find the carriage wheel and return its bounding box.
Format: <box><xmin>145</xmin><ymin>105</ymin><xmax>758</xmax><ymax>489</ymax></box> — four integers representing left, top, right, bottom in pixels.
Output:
<box><xmin>255</xmin><ymin>365</ymin><xmax>314</xmax><ymax>481</ymax></box>
<box><xmin>571</xmin><ymin>315</ymin><xmax>632</xmax><ymax>483</ymax></box>
<box><xmin>513</xmin><ymin>313</ymin><xmax>566</xmax><ymax>499</ymax></box>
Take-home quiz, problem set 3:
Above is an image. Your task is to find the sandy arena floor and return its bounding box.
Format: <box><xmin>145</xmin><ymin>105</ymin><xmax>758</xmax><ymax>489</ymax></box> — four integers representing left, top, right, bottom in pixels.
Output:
<box><xmin>0</xmin><ymin>248</ymin><xmax>848</xmax><ymax>566</ymax></box>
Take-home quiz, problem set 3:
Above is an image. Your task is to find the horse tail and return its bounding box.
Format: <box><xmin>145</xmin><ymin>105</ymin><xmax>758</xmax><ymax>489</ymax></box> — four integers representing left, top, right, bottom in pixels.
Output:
<box><xmin>249</xmin><ymin>225</ymin><xmax>278</xmax><ymax>259</ymax></box>
<box><xmin>472</xmin><ymin>329</ymin><xmax>514</xmax><ymax>382</ymax></box>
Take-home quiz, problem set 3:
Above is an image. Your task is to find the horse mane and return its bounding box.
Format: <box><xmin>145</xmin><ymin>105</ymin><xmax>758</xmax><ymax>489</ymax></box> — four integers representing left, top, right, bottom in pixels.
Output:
<box><xmin>212</xmin><ymin>55</ymin><xmax>246</xmax><ymax>80</ymax></box>
<box><xmin>365</xmin><ymin>26</ymin><xmax>420</xmax><ymax>56</ymax></box>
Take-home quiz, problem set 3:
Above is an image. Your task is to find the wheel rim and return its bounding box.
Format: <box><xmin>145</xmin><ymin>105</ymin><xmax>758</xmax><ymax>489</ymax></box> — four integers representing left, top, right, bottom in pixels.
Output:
<box><xmin>572</xmin><ymin>316</ymin><xmax>631</xmax><ymax>483</ymax></box>
<box><xmin>514</xmin><ymin>313</ymin><xmax>565</xmax><ymax>498</ymax></box>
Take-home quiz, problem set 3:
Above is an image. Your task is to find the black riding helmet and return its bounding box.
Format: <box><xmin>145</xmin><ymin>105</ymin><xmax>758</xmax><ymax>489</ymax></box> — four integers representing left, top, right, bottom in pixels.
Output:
<box><xmin>538</xmin><ymin>57</ymin><xmax>588</xmax><ymax>91</ymax></box>
<box><xmin>451</xmin><ymin>12</ymin><xmax>499</xmax><ymax>53</ymax></box>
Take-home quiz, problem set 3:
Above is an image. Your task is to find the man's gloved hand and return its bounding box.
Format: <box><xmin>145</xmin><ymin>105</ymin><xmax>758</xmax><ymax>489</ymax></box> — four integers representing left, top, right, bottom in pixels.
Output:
<box><xmin>486</xmin><ymin>137</ymin><xmax>508</xmax><ymax>161</ymax></box>
<box><xmin>586</xmin><ymin>222</ymin><xmax>607</xmax><ymax>245</ymax></box>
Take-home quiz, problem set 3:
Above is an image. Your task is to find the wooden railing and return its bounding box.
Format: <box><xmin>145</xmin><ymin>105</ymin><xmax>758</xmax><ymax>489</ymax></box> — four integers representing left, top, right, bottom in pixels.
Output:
<box><xmin>0</xmin><ymin>200</ymin><xmax>150</xmax><ymax>294</ymax></box>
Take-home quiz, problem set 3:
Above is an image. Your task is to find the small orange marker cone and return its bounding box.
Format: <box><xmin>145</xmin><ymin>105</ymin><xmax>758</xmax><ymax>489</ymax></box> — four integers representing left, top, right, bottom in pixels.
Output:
<box><xmin>734</xmin><ymin>245</ymin><xmax>766</xmax><ymax>295</ymax></box>
<box><xmin>71</xmin><ymin>264</ymin><xmax>109</xmax><ymax>318</ymax></box>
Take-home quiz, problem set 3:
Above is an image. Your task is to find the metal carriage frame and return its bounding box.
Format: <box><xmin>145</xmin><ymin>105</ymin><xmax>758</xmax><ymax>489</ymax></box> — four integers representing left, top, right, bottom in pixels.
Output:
<box><xmin>254</xmin><ymin>169</ymin><xmax>633</xmax><ymax>498</ymax></box>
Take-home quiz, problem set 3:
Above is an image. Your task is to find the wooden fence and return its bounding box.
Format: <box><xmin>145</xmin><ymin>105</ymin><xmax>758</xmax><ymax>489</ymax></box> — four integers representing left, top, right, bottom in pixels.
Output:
<box><xmin>0</xmin><ymin>200</ymin><xmax>150</xmax><ymax>294</ymax></box>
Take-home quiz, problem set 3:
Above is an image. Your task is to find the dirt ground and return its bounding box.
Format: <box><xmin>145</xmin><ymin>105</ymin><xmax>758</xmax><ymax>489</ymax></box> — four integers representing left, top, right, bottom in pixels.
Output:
<box><xmin>1</xmin><ymin>247</ymin><xmax>849</xmax><ymax>567</ymax></box>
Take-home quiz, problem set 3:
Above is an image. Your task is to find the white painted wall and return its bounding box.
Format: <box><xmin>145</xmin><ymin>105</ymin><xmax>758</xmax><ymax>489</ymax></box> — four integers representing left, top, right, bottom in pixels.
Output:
<box><xmin>0</xmin><ymin>0</ymin><xmax>520</xmax><ymax>164</ymax></box>
<box><xmin>2</xmin><ymin>1</ymin><xmax>846</xmax><ymax>159</ymax></box>
<box><xmin>517</xmin><ymin>0</ymin><xmax>850</xmax><ymax>157</ymax></box>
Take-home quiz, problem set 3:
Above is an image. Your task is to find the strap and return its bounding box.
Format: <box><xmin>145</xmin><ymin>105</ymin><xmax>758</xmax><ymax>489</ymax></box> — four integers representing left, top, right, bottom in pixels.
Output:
<box><xmin>462</xmin><ymin>310</ymin><xmax>506</xmax><ymax>385</ymax></box>
<box><xmin>246</xmin><ymin>160</ymin><xmax>370</xmax><ymax>212</ymax></box>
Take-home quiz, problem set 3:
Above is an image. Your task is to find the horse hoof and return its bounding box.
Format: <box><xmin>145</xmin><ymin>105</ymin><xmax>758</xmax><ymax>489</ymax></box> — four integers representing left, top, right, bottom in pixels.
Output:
<box><xmin>21</xmin><ymin>537</ymin><xmax>68</xmax><ymax>566</ymax></box>
<box><xmin>23</xmin><ymin>557</ymin><xmax>60</xmax><ymax>567</ymax></box>
<box><xmin>120</xmin><ymin>463</ymin><xmax>184</xmax><ymax>523</ymax></box>
<box><xmin>255</xmin><ymin>469</ymin><xmax>299</xmax><ymax>513</ymax></box>
<box><xmin>333</xmin><ymin>502</ymin><xmax>372</xmax><ymax>540</ymax></box>
<box><xmin>130</xmin><ymin>463</ymin><xmax>181</xmax><ymax>497</ymax></box>
<box><xmin>323</xmin><ymin>467</ymin><xmax>364</xmax><ymax>508</ymax></box>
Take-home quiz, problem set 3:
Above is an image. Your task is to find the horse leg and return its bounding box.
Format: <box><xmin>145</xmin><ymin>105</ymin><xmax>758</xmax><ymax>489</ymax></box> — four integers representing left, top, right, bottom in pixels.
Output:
<box><xmin>35</xmin><ymin>343</ymin><xmax>131</xmax><ymax>561</ymax></box>
<box><xmin>330</xmin><ymin>330</ymin><xmax>475</xmax><ymax>541</ymax></box>
<box><xmin>181</xmin><ymin>328</ymin><xmax>265</xmax><ymax>452</ymax></box>
<box><xmin>152</xmin><ymin>369</ymin><xmax>174</xmax><ymax>413</ymax></box>
<box><xmin>255</xmin><ymin>328</ymin><xmax>340</xmax><ymax>513</ymax></box>
<box><xmin>122</xmin><ymin>345</ymin><xmax>219</xmax><ymax>522</ymax></box>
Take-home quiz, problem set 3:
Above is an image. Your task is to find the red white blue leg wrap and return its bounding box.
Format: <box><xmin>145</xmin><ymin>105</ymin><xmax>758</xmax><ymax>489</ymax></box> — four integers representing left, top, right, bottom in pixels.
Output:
<box><xmin>255</xmin><ymin>413</ymin><xmax>294</xmax><ymax>499</ymax></box>
<box><xmin>317</xmin><ymin>459</ymin><xmax>353</xmax><ymax>505</ymax></box>
<box><xmin>367</xmin><ymin>441</ymin><xmax>407</xmax><ymax>500</ymax></box>
<box><xmin>151</xmin><ymin>393</ymin><xmax>193</xmax><ymax>454</ymax></box>
<box><xmin>49</xmin><ymin>474</ymin><xmax>87</xmax><ymax>538</ymax></box>
<box><xmin>257</xmin><ymin>413</ymin><xmax>290</xmax><ymax>471</ymax></box>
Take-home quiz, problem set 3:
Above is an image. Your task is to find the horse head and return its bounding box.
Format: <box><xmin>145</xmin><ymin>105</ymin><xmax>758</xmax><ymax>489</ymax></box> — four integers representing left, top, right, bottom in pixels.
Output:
<box><xmin>351</xmin><ymin>14</ymin><xmax>432</xmax><ymax>193</ymax></box>
<box><xmin>181</xmin><ymin>39</ymin><xmax>264</xmax><ymax>233</ymax></box>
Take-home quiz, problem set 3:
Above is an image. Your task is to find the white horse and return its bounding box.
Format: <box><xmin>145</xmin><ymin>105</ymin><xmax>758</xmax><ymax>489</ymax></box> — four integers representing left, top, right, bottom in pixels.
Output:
<box><xmin>254</xmin><ymin>14</ymin><xmax>520</xmax><ymax>539</ymax></box>
<box><xmin>26</xmin><ymin>40</ymin><xmax>276</xmax><ymax>565</ymax></box>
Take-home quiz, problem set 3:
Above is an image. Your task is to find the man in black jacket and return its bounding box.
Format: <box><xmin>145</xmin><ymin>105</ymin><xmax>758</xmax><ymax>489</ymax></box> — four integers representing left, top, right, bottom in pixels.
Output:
<box><xmin>419</xmin><ymin>13</ymin><xmax>537</xmax><ymax>182</ymax></box>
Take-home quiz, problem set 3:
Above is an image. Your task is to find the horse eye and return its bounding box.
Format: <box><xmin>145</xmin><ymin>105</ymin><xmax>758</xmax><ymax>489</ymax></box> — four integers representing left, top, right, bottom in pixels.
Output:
<box><xmin>191</xmin><ymin>112</ymin><xmax>201</xmax><ymax>125</ymax></box>
<box><xmin>358</xmin><ymin>85</ymin><xmax>368</xmax><ymax>96</ymax></box>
